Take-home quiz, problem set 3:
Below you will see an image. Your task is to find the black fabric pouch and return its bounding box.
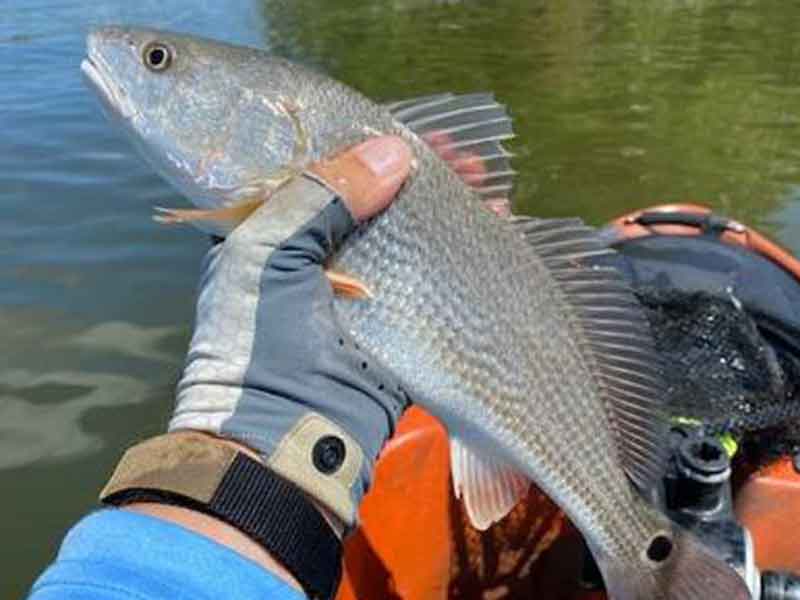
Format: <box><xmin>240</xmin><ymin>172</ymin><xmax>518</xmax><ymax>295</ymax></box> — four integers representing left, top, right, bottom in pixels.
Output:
<box><xmin>591</xmin><ymin>227</ymin><xmax>800</xmax><ymax>460</ymax></box>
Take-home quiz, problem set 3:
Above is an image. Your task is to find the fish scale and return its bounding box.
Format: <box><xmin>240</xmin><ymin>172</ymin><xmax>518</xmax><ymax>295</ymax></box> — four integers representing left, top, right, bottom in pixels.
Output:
<box><xmin>82</xmin><ymin>26</ymin><xmax>753</xmax><ymax>599</ymax></box>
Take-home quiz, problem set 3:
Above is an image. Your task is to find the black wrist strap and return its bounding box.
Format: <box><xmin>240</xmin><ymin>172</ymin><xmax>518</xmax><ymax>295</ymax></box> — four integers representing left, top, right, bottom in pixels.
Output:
<box><xmin>104</xmin><ymin>453</ymin><xmax>342</xmax><ymax>600</ymax></box>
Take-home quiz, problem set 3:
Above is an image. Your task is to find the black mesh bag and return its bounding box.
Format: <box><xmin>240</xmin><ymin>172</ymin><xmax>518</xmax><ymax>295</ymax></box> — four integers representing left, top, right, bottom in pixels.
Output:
<box><xmin>592</xmin><ymin>214</ymin><xmax>800</xmax><ymax>461</ymax></box>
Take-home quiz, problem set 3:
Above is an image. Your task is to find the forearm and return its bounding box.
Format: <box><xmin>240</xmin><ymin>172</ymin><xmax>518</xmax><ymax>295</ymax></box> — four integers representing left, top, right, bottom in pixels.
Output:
<box><xmin>28</xmin><ymin>508</ymin><xmax>306</xmax><ymax>600</ymax></box>
<box><xmin>125</xmin><ymin>503</ymin><xmax>303</xmax><ymax>592</ymax></box>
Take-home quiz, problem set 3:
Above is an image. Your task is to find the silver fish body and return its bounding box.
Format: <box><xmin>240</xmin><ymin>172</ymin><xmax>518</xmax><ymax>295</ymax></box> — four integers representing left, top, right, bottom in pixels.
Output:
<box><xmin>83</xmin><ymin>27</ymin><xmax>752</xmax><ymax>599</ymax></box>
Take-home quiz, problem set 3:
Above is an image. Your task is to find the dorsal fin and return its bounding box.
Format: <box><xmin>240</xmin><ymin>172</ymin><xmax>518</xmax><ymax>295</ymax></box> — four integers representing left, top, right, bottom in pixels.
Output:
<box><xmin>385</xmin><ymin>93</ymin><xmax>516</xmax><ymax>200</ymax></box>
<box><xmin>512</xmin><ymin>216</ymin><xmax>669</xmax><ymax>492</ymax></box>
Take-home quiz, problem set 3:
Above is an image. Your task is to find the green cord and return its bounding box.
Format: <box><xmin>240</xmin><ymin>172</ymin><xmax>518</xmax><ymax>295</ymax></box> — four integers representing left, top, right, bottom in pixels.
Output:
<box><xmin>670</xmin><ymin>417</ymin><xmax>738</xmax><ymax>458</ymax></box>
<box><xmin>717</xmin><ymin>433</ymin><xmax>738</xmax><ymax>458</ymax></box>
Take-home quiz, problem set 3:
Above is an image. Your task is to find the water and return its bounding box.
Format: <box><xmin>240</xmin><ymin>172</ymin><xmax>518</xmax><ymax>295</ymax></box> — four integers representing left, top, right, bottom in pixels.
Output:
<box><xmin>2</xmin><ymin>0</ymin><xmax>800</xmax><ymax>595</ymax></box>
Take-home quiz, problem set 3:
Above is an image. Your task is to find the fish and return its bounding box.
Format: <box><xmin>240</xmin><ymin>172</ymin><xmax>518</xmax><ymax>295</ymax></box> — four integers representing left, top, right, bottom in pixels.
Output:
<box><xmin>82</xmin><ymin>27</ymin><xmax>752</xmax><ymax>599</ymax></box>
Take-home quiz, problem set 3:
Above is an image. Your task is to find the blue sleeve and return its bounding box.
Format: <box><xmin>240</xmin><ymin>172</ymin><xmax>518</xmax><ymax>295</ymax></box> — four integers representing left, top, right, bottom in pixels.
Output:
<box><xmin>28</xmin><ymin>509</ymin><xmax>307</xmax><ymax>600</ymax></box>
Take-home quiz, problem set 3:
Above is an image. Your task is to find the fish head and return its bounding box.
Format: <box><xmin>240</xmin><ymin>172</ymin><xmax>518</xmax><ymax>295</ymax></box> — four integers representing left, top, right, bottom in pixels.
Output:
<box><xmin>82</xmin><ymin>26</ymin><xmax>312</xmax><ymax>209</ymax></box>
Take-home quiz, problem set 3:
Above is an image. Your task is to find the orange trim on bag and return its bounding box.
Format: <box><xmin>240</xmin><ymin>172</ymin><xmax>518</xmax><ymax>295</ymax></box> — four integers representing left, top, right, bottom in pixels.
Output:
<box><xmin>611</xmin><ymin>203</ymin><xmax>800</xmax><ymax>282</ymax></box>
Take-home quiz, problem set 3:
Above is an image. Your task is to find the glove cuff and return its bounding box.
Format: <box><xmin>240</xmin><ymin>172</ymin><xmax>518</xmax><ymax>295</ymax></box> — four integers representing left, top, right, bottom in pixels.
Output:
<box><xmin>246</xmin><ymin>412</ymin><xmax>366</xmax><ymax>527</ymax></box>
<box><xmin>100</xmin><ymin>432</ymin><xmax>343</xmax><ymax>600</ymax></box>
<box><xmin>169</xmin><ymin>405</ymin><xmax>366</xmax><ymax>527</ymax></box>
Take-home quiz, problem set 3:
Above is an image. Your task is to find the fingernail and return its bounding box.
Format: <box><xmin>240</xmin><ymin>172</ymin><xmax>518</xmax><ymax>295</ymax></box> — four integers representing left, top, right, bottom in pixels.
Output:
<box><xmin>356</xmin><ymin>136</ymin><xmax>411</xmax><ymax>178</ymax></box>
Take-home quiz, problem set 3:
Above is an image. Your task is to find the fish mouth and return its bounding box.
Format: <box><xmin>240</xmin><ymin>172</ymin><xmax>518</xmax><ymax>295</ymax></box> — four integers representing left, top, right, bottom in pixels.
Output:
<box><xmin>81</xmin><ymin>55</ymin><xmax>136</xmax><ymax>120</ymax></box>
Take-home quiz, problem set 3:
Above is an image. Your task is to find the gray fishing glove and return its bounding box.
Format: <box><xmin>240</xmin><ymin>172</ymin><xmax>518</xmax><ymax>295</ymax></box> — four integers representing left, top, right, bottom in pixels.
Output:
<box><xmin>169</xmin><ymin>137</ymin><xmax>412</xmax><ymax>529</ymax></box>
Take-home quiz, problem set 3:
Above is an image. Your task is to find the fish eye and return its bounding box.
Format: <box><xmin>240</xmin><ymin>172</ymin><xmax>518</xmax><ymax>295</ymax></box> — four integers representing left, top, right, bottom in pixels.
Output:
<box><xmin>142</xmin><ymin>43</ymin><xmax>172</xmax><ymax>72</ymax></box>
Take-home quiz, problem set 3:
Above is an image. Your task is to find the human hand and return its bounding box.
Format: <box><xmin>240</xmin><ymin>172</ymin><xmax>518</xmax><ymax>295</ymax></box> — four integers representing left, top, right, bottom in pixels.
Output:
<box><xmin>168</xmin><ymin>136</ymin><xmax>413</xmax><ymax>530</ymax></box>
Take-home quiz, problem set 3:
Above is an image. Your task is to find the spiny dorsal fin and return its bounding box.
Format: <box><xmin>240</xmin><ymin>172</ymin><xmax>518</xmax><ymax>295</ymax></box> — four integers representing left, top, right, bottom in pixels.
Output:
<box><xmin>385</xmin><ymin>93</ymin><xmax>516</xmax><ymax>200</ymax></box>
<box><xmin>450</xmin><ymin>436</ymin><xmax>530</xmax><ymax>531</ymax></box>
<box><xmin>512</xmin><ymin>216</ymin><xmax>669</xmax><ymax>492</ymax></box>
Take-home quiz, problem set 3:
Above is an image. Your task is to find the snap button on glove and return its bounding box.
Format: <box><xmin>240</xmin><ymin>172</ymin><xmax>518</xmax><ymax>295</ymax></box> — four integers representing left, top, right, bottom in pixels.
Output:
<box><xmin>169</xmin><ymin>137</ymin><xmax>413</xmax><ymax>529</ymax></box>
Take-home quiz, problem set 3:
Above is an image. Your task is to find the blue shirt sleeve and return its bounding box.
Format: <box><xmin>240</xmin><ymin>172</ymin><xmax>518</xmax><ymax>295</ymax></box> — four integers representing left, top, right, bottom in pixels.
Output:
<box><xmin>28</xmin><ymin>509</ymin><xmax>307</xmax><ymax>600</ymax></box>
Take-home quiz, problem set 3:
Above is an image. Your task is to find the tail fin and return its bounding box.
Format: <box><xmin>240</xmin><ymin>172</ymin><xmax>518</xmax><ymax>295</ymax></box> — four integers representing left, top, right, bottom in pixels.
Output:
<box><xmin>597</xmin><ymin>528</ymin><xmax>753</xmax><ymax>600</ymax></box>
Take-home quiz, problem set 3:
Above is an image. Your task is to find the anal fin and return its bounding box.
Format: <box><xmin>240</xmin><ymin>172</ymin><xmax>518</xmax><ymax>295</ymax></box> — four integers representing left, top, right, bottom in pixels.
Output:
<box><xmin>450</xmin><ymin>437</ymin><xmax>529</xmax><ymax>531</ymax></box>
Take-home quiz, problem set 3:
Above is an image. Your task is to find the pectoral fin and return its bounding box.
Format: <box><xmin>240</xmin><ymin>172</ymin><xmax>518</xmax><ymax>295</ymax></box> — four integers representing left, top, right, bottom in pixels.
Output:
<box><xmin>153</xmin><ymin>198</ymin><xmax>264</xmax><ymax>227</ymax></box>
<box><xmin>325</xmin><ymin>270</ymin><xmax>372</xmax><ymax>300</ymax></box>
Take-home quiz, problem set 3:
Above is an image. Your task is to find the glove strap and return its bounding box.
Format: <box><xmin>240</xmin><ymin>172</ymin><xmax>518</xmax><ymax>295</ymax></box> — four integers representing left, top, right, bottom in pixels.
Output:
<box><xmin>100</xmin><ymin>433</ymin><xmax>342</xmax><ymax>600</ymax></box>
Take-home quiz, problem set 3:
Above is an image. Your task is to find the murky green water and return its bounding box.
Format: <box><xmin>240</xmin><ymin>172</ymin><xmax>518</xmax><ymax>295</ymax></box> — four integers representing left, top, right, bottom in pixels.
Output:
<box><xmin>2</xmin><ymin>0</ymin><xmax>800</xmax><ymax>595</ymax></box>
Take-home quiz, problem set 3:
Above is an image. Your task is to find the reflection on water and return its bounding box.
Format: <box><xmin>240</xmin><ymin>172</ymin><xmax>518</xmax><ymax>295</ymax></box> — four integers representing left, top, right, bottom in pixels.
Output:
<box><xmin>3</xmin><ymin>0</ymin><xmax>800</xmax><ymax>595</ymax></box>
<box><xmin>0</xmin><ymin>370</ymin><xmax>150</xmax><ymax>469</ymax></box>
<box><xmin>63</xmin><ymin>321</ymin><xmax>183</xmax><ymax>366</ymax></box>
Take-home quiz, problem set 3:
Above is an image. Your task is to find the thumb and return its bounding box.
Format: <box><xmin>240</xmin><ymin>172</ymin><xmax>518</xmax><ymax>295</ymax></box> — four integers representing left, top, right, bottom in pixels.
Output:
<box><xmin>307</xmin><ymin>136</ymin><xmax>413</xmax><ymax>222</ymax></box>
<box><xmin>227</xmin><ymin>136</ymin><xmax>412</xmax><ymax>270</ymax></box>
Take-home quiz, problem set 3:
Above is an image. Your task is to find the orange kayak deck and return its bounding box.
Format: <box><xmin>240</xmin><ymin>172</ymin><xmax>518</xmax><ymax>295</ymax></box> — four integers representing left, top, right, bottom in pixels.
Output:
<box><xmin>736</xmin><ymin>457</ymin><xmax>800</xmax><ymax>574</ymax></box>
<box><xmin>338</xmin><ymin>408</ymin><xmax>596</xmax><ymax>600</ymax></box>
<box><xmin>338</xmin><ymin>408</ymin><xmax>800</xmax><ymax>599</ymax></box>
